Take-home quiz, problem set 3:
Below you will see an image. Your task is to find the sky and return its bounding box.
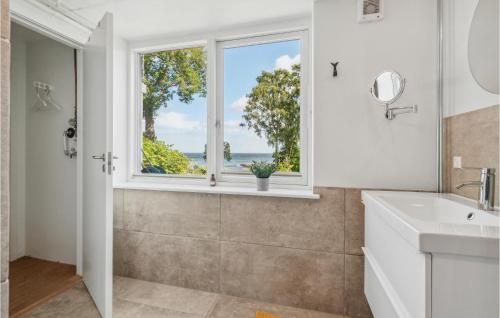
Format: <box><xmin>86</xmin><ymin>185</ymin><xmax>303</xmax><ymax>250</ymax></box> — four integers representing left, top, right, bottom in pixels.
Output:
<box><xmin>151</xmin><ymin>39</ymin><xmax>301</xmax><ymax>154</ymax></box>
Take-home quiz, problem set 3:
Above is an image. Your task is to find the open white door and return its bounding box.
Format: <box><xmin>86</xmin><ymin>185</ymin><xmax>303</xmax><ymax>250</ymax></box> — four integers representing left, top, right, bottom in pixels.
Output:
<box><xmin>82</xmin><ymin>13</ymin><xmax>114</xmax><ymax>318</ymax></box>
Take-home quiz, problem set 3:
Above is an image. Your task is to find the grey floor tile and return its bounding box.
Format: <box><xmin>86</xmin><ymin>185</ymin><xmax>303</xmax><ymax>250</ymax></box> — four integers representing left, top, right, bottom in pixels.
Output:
<box><xmin>114</xmin><ymin>276</ymin><xmax>217</xmax><ymax>316</ymax></box>
<box><xmin>21</xmin><ymin>277</ymin><xmax>346</xmax><ymax>318</ymax></box>
<box><xmin>113</xmin><ymin>299</ymin><xmax>204</xmax><ymax>318</ymax></box>
<box><xmin>22</xmin><ymin>282</ymin><xmax>100</xmax><ymax>318</ymax></box>
<box><xmin>207</xmin><ymin>294</ymin><xmax>344</xmax><ymax>318</ymax></box>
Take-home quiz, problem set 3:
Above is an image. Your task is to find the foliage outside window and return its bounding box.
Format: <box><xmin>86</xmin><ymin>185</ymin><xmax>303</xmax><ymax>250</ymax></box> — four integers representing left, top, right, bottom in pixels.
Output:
<box><xmin>140</xmin><ymin>47</ymin><xmax>208</xmax><ymax>176</ymax></box>
<box><xmin>221</xmin><ymin>38</ymin><xmax>303</xmax><ymax>176</ymax></box>
<box><xmin>241</xmin><ymin>64</ymin><xmax>301</xmax><ymax>172</ymax></box>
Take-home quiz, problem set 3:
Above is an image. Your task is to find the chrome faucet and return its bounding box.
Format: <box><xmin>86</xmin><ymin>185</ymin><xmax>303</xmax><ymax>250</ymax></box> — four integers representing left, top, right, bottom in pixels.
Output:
<box><xmin>456</xmin><ymin>168</ymin><xmax>496</xmax><ymax>211</ymax></box>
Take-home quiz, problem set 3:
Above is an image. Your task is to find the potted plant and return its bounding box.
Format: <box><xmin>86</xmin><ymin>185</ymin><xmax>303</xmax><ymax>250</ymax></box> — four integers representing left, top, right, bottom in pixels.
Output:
<box><xmin>249</xmin><ymin>161</ymin><xmax>276</xmax><ymax>191</ymax></box>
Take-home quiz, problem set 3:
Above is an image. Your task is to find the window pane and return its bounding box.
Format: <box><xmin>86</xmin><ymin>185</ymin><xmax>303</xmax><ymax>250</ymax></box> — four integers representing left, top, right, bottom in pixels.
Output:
<box><xmin>141</xmin><ymin>47</ymin><xmax>208</xmax><ymax>176</ymax></box>
<box><xmin>223</xmin><ymin>39</ymin><xmax>301</xmax><ymax>174</ymax></box>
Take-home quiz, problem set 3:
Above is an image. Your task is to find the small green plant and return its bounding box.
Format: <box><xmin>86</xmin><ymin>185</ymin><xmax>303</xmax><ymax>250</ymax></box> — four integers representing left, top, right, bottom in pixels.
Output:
<box><xmin>249</xmin><ymin>161</ymin><xmax>276</xmax><ymax>178</ymax></box>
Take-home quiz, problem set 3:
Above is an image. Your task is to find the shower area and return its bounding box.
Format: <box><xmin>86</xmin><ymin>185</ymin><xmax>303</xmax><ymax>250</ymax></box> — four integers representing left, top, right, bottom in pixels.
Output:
<box><xmin>9</xmin><ymin>22</ymin><xmax>79</xmax><ymax>317</ymax></box>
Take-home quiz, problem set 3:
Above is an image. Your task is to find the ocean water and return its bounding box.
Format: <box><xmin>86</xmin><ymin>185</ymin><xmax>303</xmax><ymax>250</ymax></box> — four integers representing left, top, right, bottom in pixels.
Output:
<box><xmin>185</xmin><ymin>153</ymin><xmax>273</xmax><ymax>170</ymax></box>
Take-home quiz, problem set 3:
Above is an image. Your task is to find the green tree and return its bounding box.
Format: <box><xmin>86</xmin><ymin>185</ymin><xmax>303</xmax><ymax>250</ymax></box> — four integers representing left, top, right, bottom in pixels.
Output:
<box><xmin>203</xmin><ymin>142</ymin><xmax>232</xmax><ymax>161</ymax></box>
<box><xmin>242</xmin><ymin>64</ymin><xmax>301</xmax><ymax>172</ymax></box>
<box><xmin>142</xmin><ymin>48</ymin><xmax>207</xmax><ymax>140</ymax></box>
<box><xmin>142</xmin><ymin>136</ymin><xmax>190</xmax><ymax>174</ymax></box>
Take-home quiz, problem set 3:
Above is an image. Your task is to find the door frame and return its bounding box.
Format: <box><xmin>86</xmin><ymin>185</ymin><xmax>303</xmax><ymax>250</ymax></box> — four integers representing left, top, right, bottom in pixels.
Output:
<box><xmin>9</xmin><ymin>12</ymin><xmax>88</xmax><ymax>276</ymax></box>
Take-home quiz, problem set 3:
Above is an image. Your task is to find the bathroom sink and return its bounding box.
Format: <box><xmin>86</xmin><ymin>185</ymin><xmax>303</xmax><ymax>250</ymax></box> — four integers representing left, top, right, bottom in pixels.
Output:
<box><xmin>363</xmin><ymin>191</ymin><xmax>499</xmax><ymax>258</ymax></box>
<box><xmin>362</xmin><ymin>191</ymin><xmax>499</xmax><ymax>318</ymax></box>
<box><xmin>377</xmin><ymin>194</ymin><xmax>498</xmax><ymax>225</ymax></box>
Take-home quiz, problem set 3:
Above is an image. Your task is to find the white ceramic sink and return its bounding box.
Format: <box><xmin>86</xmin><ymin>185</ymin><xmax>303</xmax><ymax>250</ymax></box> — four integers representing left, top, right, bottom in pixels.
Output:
<box><xmin>378</xmin><ymin>194</ymin><xmax>498</xmax><ymax>225</ymax></box>
<box><xmin>362</xmin><ymin>191</ymin><xmax>499</xmax><ymax>318</ymax></box>
<box><xmin>363</xmin><ymin>191</ymin><xmax>499</xmax><ymax>258</ymax></box>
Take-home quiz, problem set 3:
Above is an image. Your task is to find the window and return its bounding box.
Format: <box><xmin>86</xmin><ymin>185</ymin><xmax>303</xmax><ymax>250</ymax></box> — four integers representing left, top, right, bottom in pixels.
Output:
<box><xmin>138</xmin><ymin>46</ymin><xmax>208</xmax><ymax>176</ymax></box>
<box><xmin>132</xmin><ymin>30</ymin><xmax>310</xmax><ymax>187</ymax></box>
<box><xmin>218</xmin><ymin>35</ymin><xmax>305</xmax><ymax>179</ymax></box>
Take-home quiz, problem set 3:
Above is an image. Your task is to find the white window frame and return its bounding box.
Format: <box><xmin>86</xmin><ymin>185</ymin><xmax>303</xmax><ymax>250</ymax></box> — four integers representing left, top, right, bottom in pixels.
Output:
<box><xmin>129</xmin><ymin>40</ymin><xmax>210</xmax><ymax>185</ymax></box>
<box><xmin>128</xmin><ymin>29</ymin><xmax>311</xmax><ymax>189</ymax></box>
<box><xmin>215</xmin><ymin>31</ymin><xmax>311</xmax><ymax>187</ymax></box>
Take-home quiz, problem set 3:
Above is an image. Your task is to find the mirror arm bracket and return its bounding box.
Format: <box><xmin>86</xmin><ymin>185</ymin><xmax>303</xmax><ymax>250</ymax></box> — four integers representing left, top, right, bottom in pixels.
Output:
<box><xmin>385</xmin><ymin>104</ymin><xmax>418</xmax><ymax>120</ymax></box>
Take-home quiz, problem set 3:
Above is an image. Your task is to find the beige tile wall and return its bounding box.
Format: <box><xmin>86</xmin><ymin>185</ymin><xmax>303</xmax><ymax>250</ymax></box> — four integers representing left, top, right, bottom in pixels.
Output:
<box><xmin>443</xmin><ymin>105</ymin><xmax>500</xmax><ymax>206</ymax></box>
<box><xmin>0</xmin><ymin>0</ymin><xmax>10</xmax><ymax>316</ymax></box>
<box><xmin>113</xmin><ymin>188</ymin><xmax>373</xmax><ymax>318</ymax></box>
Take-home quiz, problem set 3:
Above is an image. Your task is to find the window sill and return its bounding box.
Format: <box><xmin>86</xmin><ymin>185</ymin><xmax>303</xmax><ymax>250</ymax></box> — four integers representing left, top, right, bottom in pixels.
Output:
<box><xmin>113</xmin><ymin>182</ymin><xmax>319</xmax><ymax>199</ymax></box>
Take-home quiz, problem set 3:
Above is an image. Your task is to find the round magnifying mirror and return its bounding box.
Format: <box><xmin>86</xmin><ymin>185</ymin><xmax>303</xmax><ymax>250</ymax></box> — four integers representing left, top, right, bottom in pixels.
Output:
<box><xmin>371</xmin><ymin>71</ymin><xmax>406</xmax><ymax>105</ymax></box>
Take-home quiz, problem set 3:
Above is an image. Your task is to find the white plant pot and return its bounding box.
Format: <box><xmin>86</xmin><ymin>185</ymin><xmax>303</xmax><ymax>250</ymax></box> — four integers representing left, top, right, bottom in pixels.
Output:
<box><xmin>256</xmin><ymin>177</ymin><xmax>270</xmax><ymax>191</ymax></box>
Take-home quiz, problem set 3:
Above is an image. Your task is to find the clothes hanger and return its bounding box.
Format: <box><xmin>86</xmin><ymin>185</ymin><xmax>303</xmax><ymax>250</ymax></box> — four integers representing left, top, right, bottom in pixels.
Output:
<box><xmin>32</xmin><ymin>81</ymin><xmax>62</xmax><ymax>111</ymax></box>
<box><xmin>44</xmin><ymin>86</ymin><xmax>62</xmax><ymax>111</ymax></box>
<box><xmin>32</xmin><ymin>85</ymin><xmax>49</xmax><ymax>110</ymax></box>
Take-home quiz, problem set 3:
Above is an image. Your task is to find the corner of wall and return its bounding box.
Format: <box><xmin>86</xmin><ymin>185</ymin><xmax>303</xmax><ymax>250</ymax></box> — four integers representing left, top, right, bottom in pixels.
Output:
<box><xmin>1</xmin><ymin>0</ymin><xmax>11</xmax><ymax>315</ymax></box>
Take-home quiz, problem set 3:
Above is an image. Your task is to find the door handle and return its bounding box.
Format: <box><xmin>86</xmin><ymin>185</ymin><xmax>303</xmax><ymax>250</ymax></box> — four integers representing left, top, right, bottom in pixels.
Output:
<box><xmin>92</xmin><ymin>154</ymin><xmax>106</xmax><ymax>161</ymax></box>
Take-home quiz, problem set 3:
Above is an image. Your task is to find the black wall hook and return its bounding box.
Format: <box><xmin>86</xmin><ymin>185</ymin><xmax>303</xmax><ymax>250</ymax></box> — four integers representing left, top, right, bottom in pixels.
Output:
<box><xmin>331</xmin><ymin>62</ymin><xmax>339</xmax><ymax>77</ymax></box>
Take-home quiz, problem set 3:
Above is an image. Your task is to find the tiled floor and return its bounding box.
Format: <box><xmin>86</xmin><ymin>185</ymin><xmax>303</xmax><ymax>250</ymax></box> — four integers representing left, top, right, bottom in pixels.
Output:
<box><xmin>22</xmin><ymin>276</ymin><xmax>346</xmax><ymax>318</ymax></box>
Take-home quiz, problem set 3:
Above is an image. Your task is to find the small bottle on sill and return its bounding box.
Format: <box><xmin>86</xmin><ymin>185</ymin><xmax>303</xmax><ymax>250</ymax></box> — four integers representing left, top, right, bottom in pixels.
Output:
<box><xmin>210</xmin><ymin>174</ymin><xmax>216</xmax><ymax>187</ymax></box>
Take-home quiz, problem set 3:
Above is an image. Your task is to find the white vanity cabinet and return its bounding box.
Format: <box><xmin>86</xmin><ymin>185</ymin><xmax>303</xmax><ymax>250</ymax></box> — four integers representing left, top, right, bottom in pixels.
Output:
<box><xmin>362</xmin><ymin>191</ymin><xmax>499</xmax><ymax>318</ymax></box>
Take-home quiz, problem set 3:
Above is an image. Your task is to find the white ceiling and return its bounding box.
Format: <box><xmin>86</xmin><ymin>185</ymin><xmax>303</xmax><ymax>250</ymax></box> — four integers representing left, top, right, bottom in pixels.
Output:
<box><xmin>50</xmin><ymin>0</ymin><xmax>313</xmax><ymax>40</ymax></box>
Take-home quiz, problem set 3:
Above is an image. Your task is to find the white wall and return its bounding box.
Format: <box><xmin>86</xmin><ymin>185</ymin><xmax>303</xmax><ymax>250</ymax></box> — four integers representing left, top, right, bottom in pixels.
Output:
<box><xmin>10</xmin><ymin>34</ymin><xmax>27</xmax><ymax>261</ymax></box>
<box><xmin>313</xmin><ymin>0</ymin><xmax>438</xmax><ymax>190</ymax></box>
<box><xmin>442</xmin><ymin>0</ymin><xmax>499</xmax><ymax>117</ymax></box>
<box><xmin>10</xmin><ymin>27</ymin><xmax>77</xmax><ymax>265</ymax></box>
